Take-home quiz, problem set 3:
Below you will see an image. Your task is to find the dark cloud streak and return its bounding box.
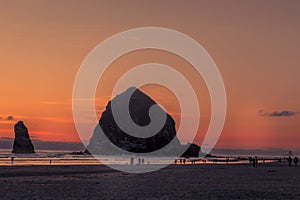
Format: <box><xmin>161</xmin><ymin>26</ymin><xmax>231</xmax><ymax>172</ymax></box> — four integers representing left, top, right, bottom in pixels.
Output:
<box><xmin>6</xmin><ymin>116</ymin><xmax>14</xmax><ymax>121</ymax></box>
<box><xmin>0</xmin><ymin>115</ymin><xmax>15</xmax><ymax>121</ymax></box>
<box><xmin>0</xmin><ymin>138</ymin><xmax>85</xmax><ymax>151</ymax></box>
<box><xmin>259</xmin><ymin>109</ymin><xmax>297</xmax><ymax>117</ymax></box>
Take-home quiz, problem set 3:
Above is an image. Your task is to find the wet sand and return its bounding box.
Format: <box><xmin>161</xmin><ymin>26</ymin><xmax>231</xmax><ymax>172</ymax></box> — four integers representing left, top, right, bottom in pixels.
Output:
<box><xmin>0</xmin><ymin>162</ymin><xmax>299</xmax><ymax>199</ymax></box>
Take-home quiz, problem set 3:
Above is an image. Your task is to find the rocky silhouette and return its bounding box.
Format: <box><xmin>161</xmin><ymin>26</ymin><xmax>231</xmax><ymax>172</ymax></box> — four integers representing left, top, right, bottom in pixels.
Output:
<box><xmin>12</xmin><ymin>121</ymin><xmax>35</xmax><ymax>154</ymax></box>
<box><xmin>86</xmin><ymin>87</ymin><xmax>200</xmax><ymax>157</ymax></box>
<box><xmin>182</xmin><ymin>143</ymin><xmax>201</xmax><ymax>158</ymax></box>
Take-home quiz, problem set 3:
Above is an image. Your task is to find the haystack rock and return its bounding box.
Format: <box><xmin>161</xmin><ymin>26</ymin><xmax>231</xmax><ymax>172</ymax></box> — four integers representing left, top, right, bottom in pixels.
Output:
<box><xmin>12</xmin><ymin>121</ymin><xmax>35</xmax><ymax>154</ymax></box>
<box><xmin>86</xmin><ymin>87</ymin><xmax>184</xmax><ymax>156</ymax></box>
<box><xmin>86</xmin><ymin>87</ymin><xmax>201</xmax><ymax>157</ymax></box>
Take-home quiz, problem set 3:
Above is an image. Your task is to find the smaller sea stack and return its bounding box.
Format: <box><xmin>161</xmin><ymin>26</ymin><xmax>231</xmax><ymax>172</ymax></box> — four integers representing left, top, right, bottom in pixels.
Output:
<box><xmin>12</xmin><ymin>121</ymin><xmax>35</xmax><ymax>154</ymax></box>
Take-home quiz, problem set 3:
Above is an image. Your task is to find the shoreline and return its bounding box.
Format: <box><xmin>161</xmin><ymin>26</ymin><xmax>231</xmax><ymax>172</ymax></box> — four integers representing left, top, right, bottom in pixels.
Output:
<box><xmin>0</xmin><ymin>157</ymin><xmax>280</xmax><ymax>167</ymax></box>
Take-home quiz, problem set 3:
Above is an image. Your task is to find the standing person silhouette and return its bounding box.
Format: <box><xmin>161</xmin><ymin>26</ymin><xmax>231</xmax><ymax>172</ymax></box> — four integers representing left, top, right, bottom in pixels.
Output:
<box><xmin>293</xmin><ymin>157</ymin><xmax>298</xmax><ymax>167</ymax></box>
<box><xmin>255</xmin><ymin>156</ymin><xmax>258</xmax><ymax>168</ymax></box>
<box><xmin>130</xmin><ymin>157</ymin><xmax>134</xmax><ymax>165</ymax></box>
<box><xmin>11</xmin><ymin>157</ymin><xmax>14</xmax><ymax>165</ymax></box>
<box><xmin>249</xmin><ymin>157</ymin><xmax>252</xmax><ymax>165</ymax></box>
<box><xmin>287</xmin><ymin>156</ymin><xmax>292</xmax><ymax>167</ymax></box>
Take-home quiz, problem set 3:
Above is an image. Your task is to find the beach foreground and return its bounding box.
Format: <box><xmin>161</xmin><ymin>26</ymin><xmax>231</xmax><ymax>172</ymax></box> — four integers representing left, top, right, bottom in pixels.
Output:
<box><xmin>0</xmin><ymin>162</ymin><xmax>299</xmax><ymax>200</ymax></box>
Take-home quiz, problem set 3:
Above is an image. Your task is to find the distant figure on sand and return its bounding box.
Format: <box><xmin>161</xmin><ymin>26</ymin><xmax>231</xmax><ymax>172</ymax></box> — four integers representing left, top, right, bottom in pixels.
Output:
<box><xmin>130</xmin><ymin>157</ymin><xmax>134</xmax><ymax>165</ymax></box>
<box><xmin>255</xmin><ymin>156</ymin><xmax>258</xmax><ymax>167</ymax></box>
<box><xmin>249</xmin><ymin>157</ymin><xmax>252</xmax><ymax>165</ymax></box>
<box><xmin>183</xmin><ymin>159</ymin><xmax>186</xmax><ymax>164</ymax></box>
<box><xmin>294</xmin><ymin>157</ymin><xmax>298</xmax><ymax>167</ymax></box>
<box><xmin>287</xmin><ymin>156</ymin><xmax>292</xmax><ymax>167</ymax></box>
<box><xmin>11</xmin><ymin>157</ymin><xmax>14</xmax><ymax>165</ymax></box>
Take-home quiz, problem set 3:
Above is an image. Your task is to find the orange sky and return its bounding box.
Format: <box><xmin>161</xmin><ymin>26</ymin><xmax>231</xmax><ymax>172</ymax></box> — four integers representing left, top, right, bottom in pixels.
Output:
<box><xmin>0</xmin><ymin>0</ymin><xmax>299</xmax><ymax>150</ymax></box>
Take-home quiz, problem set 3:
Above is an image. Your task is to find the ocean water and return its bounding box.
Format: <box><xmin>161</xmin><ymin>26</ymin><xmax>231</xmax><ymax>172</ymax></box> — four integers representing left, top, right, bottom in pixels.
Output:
<box><xmin>0</xmin><ymin>149</ymin><xmax>180</xmax><ymax>166</ymax></box>
<box><xmin>0</xmin><ymin>149</ymin><xmax>284</xmax><ymax>166</ymax></box>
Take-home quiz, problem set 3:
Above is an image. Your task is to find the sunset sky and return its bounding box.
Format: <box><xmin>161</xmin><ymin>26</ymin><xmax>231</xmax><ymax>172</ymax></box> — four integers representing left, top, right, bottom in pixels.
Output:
<box><xmin>0</xmin><ymin>0</ymin><xmax>299</xmax><ymax>151</ymax></box>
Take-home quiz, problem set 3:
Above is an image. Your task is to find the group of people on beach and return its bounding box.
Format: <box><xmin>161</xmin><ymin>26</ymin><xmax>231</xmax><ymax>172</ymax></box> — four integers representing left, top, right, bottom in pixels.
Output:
<box><xmin>287</xmin><ymin>156</ymin><xmax>298</xmax><ymax>167</ymax></box>
<box><xmin>174</xmin><ymin>159</ymin><xmax>187</xmax><ymax>164</ymax></box>
<box><xmin>248</xmin><ymin>155</ymin><xmax>298</xmax><ymax>167</ymax></box>
<box><xmin>174</xmin><ymin>159</ymin><xmax>199</xmax><ymax>164</ymax></box>
<box><xmin>249</xmin><ymin>156</ymin><xmax>259</xmax><ymax>167</ymax></box>
<box><xmin>130</xmin><ymin>157</ymin><xmax>145</xmax><ymax>165</ymax></box>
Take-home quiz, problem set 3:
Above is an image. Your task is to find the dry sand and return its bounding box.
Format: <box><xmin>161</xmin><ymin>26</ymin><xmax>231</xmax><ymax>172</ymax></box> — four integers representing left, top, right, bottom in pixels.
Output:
<box><xmin>0</xmin><ymin>162</ymin><xmax>299</xmax><ymax>200</ymax></box>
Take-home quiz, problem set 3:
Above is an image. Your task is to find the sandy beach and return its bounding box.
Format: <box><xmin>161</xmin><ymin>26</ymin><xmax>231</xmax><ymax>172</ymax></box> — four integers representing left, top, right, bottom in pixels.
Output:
<box><xmin>0</xmin><ymin>162</ymin><xmax>299</xmax><ymax>200</ymax></box>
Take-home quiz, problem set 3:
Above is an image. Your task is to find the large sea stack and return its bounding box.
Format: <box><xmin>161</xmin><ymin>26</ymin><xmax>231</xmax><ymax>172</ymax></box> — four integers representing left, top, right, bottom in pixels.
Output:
<box><xmin>86</xmin><ymin>87</ymin><xmax>200</xmax><ymax>157</ymax></box>
<box><xmin>12</xmin><ymin>121</ymin><xmax>35</xmax><ymax>154</ymax></box>
<box><xmin>86</xmin><ymin>87</ymin><xmax>184</xmax><ymax>156</ymax></box>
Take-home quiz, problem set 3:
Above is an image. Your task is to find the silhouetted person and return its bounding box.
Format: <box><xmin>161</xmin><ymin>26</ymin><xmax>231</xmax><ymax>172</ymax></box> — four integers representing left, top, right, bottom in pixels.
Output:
<box><xmin>179</xmin><ymin>159</ymin><xmax>182</xmax><ymax>164</ymax></box>
<box><xmin>183</xmin><ymin>159</ymin><xmax>186</xmax><ymax>164</ymax></box>
<box><xmin>252</xmin><ymin>157</ymin><xmax>256</xmax><ymax>167</ymax></box>
<box><xmin>226</xmin><ymin>157</ymin><xmax>229</xmax><ymax>164</ymax></box>
<box><xmin>253</xmin><ymin>156</ymin><xmax>258</xmax><ymax>167</ymax></box>
<box><xmin>255</xmin><ymin>156</ymin><xmax>258</xmax><ymax>167</ymax></box>
<box><xmin>130</xmin><ymin>157</ymin><xmax>134</xmax><ymax>165</ymax></box>
<box><xmin>142</xmin><ymin>158</ymin><xmax>144</xmax><ymax>165</ymax></box>
<box><xmin>11</xmin><ymin>157</ymin><xmax>14</xmax><ymax>165</ymax></box>
<box><xmin>175</xmin><ymin>159</ymin><xmax>177</xmax><ymax>164</ymax></box>
<box><xmin>294</xmin><ymin>157</ymin><xmax>298</xmax><ymax>167</ymax></box>
<box><xmin>287</xmin><ymin>156</ymin><xmax>292</xmax><ymax>167</ymax></box>
<box><xmin>49</xmin><ymin>160</ymin><xmax>52</xmax><ymax>165</ymax></box>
